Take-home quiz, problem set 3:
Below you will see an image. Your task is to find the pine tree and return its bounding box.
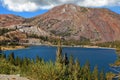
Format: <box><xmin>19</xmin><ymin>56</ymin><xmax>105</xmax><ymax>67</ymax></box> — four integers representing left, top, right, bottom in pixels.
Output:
<box><xmin>106</xmin><ymin>72</ymin><xmax>115</xmax><ymax>80</ymax></box>
<box><xmin>8</xmin><ymin>52</ymin><xmax>15</xmax><ymax>65</ymax></box>
<box><xmin>83</xmin><ymin>61</ymin><xmax>91</xmax><ymax>80</ymax></box>
<box><xmin>87</xmin><ymin>72</ymin><xmax>92</xmax><ymax>80</ymax></box>
<box><xmin>56</xmin><ymin>39</ymin><xmax>62</xmax><ymax>63</ymax></box>
<box><xmin>15</xmin><ymin>56</ymin><xmax>21</xmax><ymax>66</ymax></box>
<box><xmin>69</xmin><ymin>55</ymin><xmax>74</xmax><ymax>66</ymax></box>
<box><xmin>62</xmin><ymin>53</ymin><xmax>69</xmax><ymax>65</ymax></box>
<box><xmin>55</xmin><ymin>39</ymin><xmax>63</xmax><ymax>70</ymax></box>
<box><xmin>84</xmin><ymin>61</ymin><xmax>90</xmax><ymax>73</ymax></box>
<box><xmin>100</xmin><ymin>70</ymin><xmax>105</xmax><ymax>80</ymax></box>
<box><xmin>92</xmin><ymin>66</ymin><xmax>98</xmax><ymax>80</ymax></box>
<box><xmin>68</xmin><ymin>55</ymin><xmax>74</xmax><ymax>79</ymax></box>
<box><xmin>23</xmin><ymin>57</ymin><xmax>29</xmax><ymax>66</ymax></box>
<box><xmin>1</xmin><ymin>53</ymin><xmax>6</xmax><ymax>59</ymax></box>
<box><xmin>21</xmin><ymin>57</ymin><xmax>31</xmax><ymax>73</ymax></box>
<box><xmin>36</xmin><ymin>55</ymin><xmax>41</xmax><ymax>63</ymax></box>
<box><xmin>73</xmin><ymin>58</ymin><xmax>81</xmax><ymax>80</ymax></box>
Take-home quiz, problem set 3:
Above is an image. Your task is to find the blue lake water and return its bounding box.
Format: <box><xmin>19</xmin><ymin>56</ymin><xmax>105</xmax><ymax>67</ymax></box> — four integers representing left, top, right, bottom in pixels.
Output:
<box><xmin>4</xmin><ymin>46</ymin><xmax>117</xmax><ymax>72</ymax></box>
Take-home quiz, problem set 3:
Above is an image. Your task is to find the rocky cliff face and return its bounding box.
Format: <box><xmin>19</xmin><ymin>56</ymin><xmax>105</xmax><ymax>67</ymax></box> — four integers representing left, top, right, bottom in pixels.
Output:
<box><xmin>1</xmin><ymin>4</ymin><xmax>120</xmax><ymax>43</ymax></box>
<box><xmin>28</xmin><ymin>4</ymin><xmax>120</xmax><ymax>42</ymax></box>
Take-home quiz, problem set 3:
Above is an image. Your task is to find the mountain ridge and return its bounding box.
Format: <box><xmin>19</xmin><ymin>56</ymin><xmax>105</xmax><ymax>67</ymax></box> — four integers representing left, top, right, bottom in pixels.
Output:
<box><xmin>0</xmin><ymin>4</ymin><xmax>120</xmax><ymax>43</ymax></box>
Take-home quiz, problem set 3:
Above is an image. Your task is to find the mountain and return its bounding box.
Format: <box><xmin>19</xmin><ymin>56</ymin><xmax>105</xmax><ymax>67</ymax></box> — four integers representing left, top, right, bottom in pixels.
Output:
<box><xmin>27</xmin><ymin>4</ymin><xmax>120</xmax><ymax>43</ymax></box>
<box><xmin>0</xmin><ymin>14</ymin><xmax>25</xmax><ymax>28</ymax></box>
<box><xmin>1</xmin><ymin>4</ymin><xmax>120</xmax><ymax>43</ymax></box>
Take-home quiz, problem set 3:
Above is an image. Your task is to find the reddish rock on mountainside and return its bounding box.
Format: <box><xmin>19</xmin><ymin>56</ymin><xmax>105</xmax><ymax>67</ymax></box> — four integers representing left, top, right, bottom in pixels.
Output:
<box><xmin>28</xmin><ymin>4</ymin><xmax>120</xmax><ymax>42</ymax></box>
<box><xmin>0</xmin><ymin>14</ymin><xmax>25</xmax><ymax>27</ymax></box>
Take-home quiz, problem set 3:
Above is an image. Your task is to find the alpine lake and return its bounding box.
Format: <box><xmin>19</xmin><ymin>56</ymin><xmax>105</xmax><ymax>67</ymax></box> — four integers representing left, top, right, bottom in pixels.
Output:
<box><xmin>4</xmin><ymin>46</ymin><xmax>117</xmax><ymax>73</ymax></box>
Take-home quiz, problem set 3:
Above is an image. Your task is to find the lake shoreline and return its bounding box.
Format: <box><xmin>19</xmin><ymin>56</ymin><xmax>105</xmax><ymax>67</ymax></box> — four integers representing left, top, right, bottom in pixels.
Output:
<box><xmin>1</xmin><ymin>44</ymin><xmax>116</xmax><ymax>51</ymax></box>
<box><xmin>35</xmin><ymin>44</ymin><xmax>116</xmax><ymax>50</ymax></box>
<box><xmin>1</xmin><ymin>46</ymin><xmax>26</xmax><ymax>51</ymax></box>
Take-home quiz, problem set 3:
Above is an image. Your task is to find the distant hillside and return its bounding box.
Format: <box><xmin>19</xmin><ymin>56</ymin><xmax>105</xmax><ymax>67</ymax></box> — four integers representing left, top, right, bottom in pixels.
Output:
<box><xmin>0</xmin><ymin>14</ymin><xmax>25</xmax><ymax>28</ymax></box>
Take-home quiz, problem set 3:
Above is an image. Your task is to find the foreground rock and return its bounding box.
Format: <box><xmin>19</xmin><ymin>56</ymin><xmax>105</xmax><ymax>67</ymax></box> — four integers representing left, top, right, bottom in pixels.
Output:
<box><xmin>0</xmin><ymin>74</ymin><xmax>29</xmax><ymax>80</ymax></box>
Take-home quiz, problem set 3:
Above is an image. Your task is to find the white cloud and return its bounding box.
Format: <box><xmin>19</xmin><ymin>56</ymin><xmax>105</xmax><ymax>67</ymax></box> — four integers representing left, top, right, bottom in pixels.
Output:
<box><xmin>0</xmin><ymin>0</ymin><xmax>120</xmax><ymax>12</ymax></box>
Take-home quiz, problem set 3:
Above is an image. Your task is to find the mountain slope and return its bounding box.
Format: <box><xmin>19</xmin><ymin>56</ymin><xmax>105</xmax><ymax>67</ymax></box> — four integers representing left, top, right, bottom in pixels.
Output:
<box><xmin>0</xmin><ymin>14</ymin><xmax>25</xmax><ymax>28</ymax></box>
<box><xmin>28</xmin><ymin>4</ymin><xmax>120</xmax><ymax>42</ymax></box>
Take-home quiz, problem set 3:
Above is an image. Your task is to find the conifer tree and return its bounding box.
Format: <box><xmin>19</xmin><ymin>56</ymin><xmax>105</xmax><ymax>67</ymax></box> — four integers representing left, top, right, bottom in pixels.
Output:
<box><xmin>106</xmin><ymin>72</ymin><xmax>114</xmax><ymax>80</ymax></box>
<box><xmin>21</xmin><ymin>57</ymin><xmax>31</xmax><ymax>72</ymax></box>
<box><xmin>15</xmin><ymin>56</ymin><xmax>21</xmax><ymax>66</ymax></box>
<box><xmin>92</xmin><ymin>66</ymin><xmax>98</xmax><ymax>80</ymax></box>
<box><xmin>56</xmin><ymin>39</ymin><xmax>62</xmax><ymax>63</ymax></box>
<box><xmin>62</xmin><ymin>53</ymin><xmax>69</xmax><ymax>65</ymax></box>
<box><xmin>87</xmin><ymin>72</ymin><xmax>92</xmax><ymax>80</ymax></box>
<box><xmin>73</xmin><ymin>58</ymin><xmax>81</xmax><ymax>80</ymax></box>
<box><xmin>100</xmin><ymin>70</ymin><xmax>105</xmax><ymax>80</ymax></box>
<box><xmin>68</xmin><ymin>55</ymin><xmax>74</xmax><ymax>79</ymax></box>
<box><xmin>83</xmin><ymin>61</ymin><xmax>91</xmax><ymax>80</ymax></box>
<box><xmin>1</xmin><ymin>53</ymin><xmax>6</xmax><ymax>59</ymax></box>
<box><xmin>23</xmin><ymin>57</ymin><xmax>29</xmax><ymax>66</ymax></box>
<box><xmin>36</xmin><ymin>55</ymin><xmax>41</xmax><ymax>63</ymax></box>
<box><xmin>55</xmin><ymin>38</ymin><xmax>63</xmax><ymax>70</ymax></box>
<box><xmin>69</xmin><ymin>55</ymin><xmax>74</xmax><ymax>66</ymax></box>
<box><xmin>8</xmin><ymin>52</ymin><xmax>15</xmax><ymax>65</ymax></box>
<box><xmin>84</xmin><ymin>61</ymin><xmax>90</xmax><ymax>73</ymax></box>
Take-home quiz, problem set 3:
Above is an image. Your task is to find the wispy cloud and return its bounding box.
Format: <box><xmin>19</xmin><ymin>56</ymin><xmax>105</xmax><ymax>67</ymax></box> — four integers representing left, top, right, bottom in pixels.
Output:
<box><xmin>0</xmin><ymin>0</ymin><xmax>120</xmax><ymax>12</ymax></box>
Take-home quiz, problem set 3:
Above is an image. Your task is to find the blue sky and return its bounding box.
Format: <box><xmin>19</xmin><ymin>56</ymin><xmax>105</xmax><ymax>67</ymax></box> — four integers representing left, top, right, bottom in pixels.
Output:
<box><xmin>0</xmin><ymin>5</ymin><xmax>48</xmax><ymax>18</ymax></box>
<box><xmin>0</xmin><ymin>0</ymin><xmax>120</xmax><ymax>18</ymax></box>
<box><xmin>108</xmin><ymin>6</ymin><xmax>120</xmax><ymax>14</ymax></box>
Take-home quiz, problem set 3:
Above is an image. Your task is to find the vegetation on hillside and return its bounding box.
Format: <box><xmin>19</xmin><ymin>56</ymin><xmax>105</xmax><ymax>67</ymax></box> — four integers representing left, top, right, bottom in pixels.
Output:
<box><xmin>0</xmin><ymin>28</ymin><xmax>19</xmax><ymax>46</ymax></box>
<box><xmin>27</xmin><ymin>33</ymin><xmax>91</xmax><ymax>45</ymax></box>
<box><xmin>0</xmin><ymin>28</ymin><xmax>15</xmax><ymax>36</ymax></box>
<box><xmin>96</xmin><ymin>41</ymin><xmax>120</xmax><ymax>48</ymax></box>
